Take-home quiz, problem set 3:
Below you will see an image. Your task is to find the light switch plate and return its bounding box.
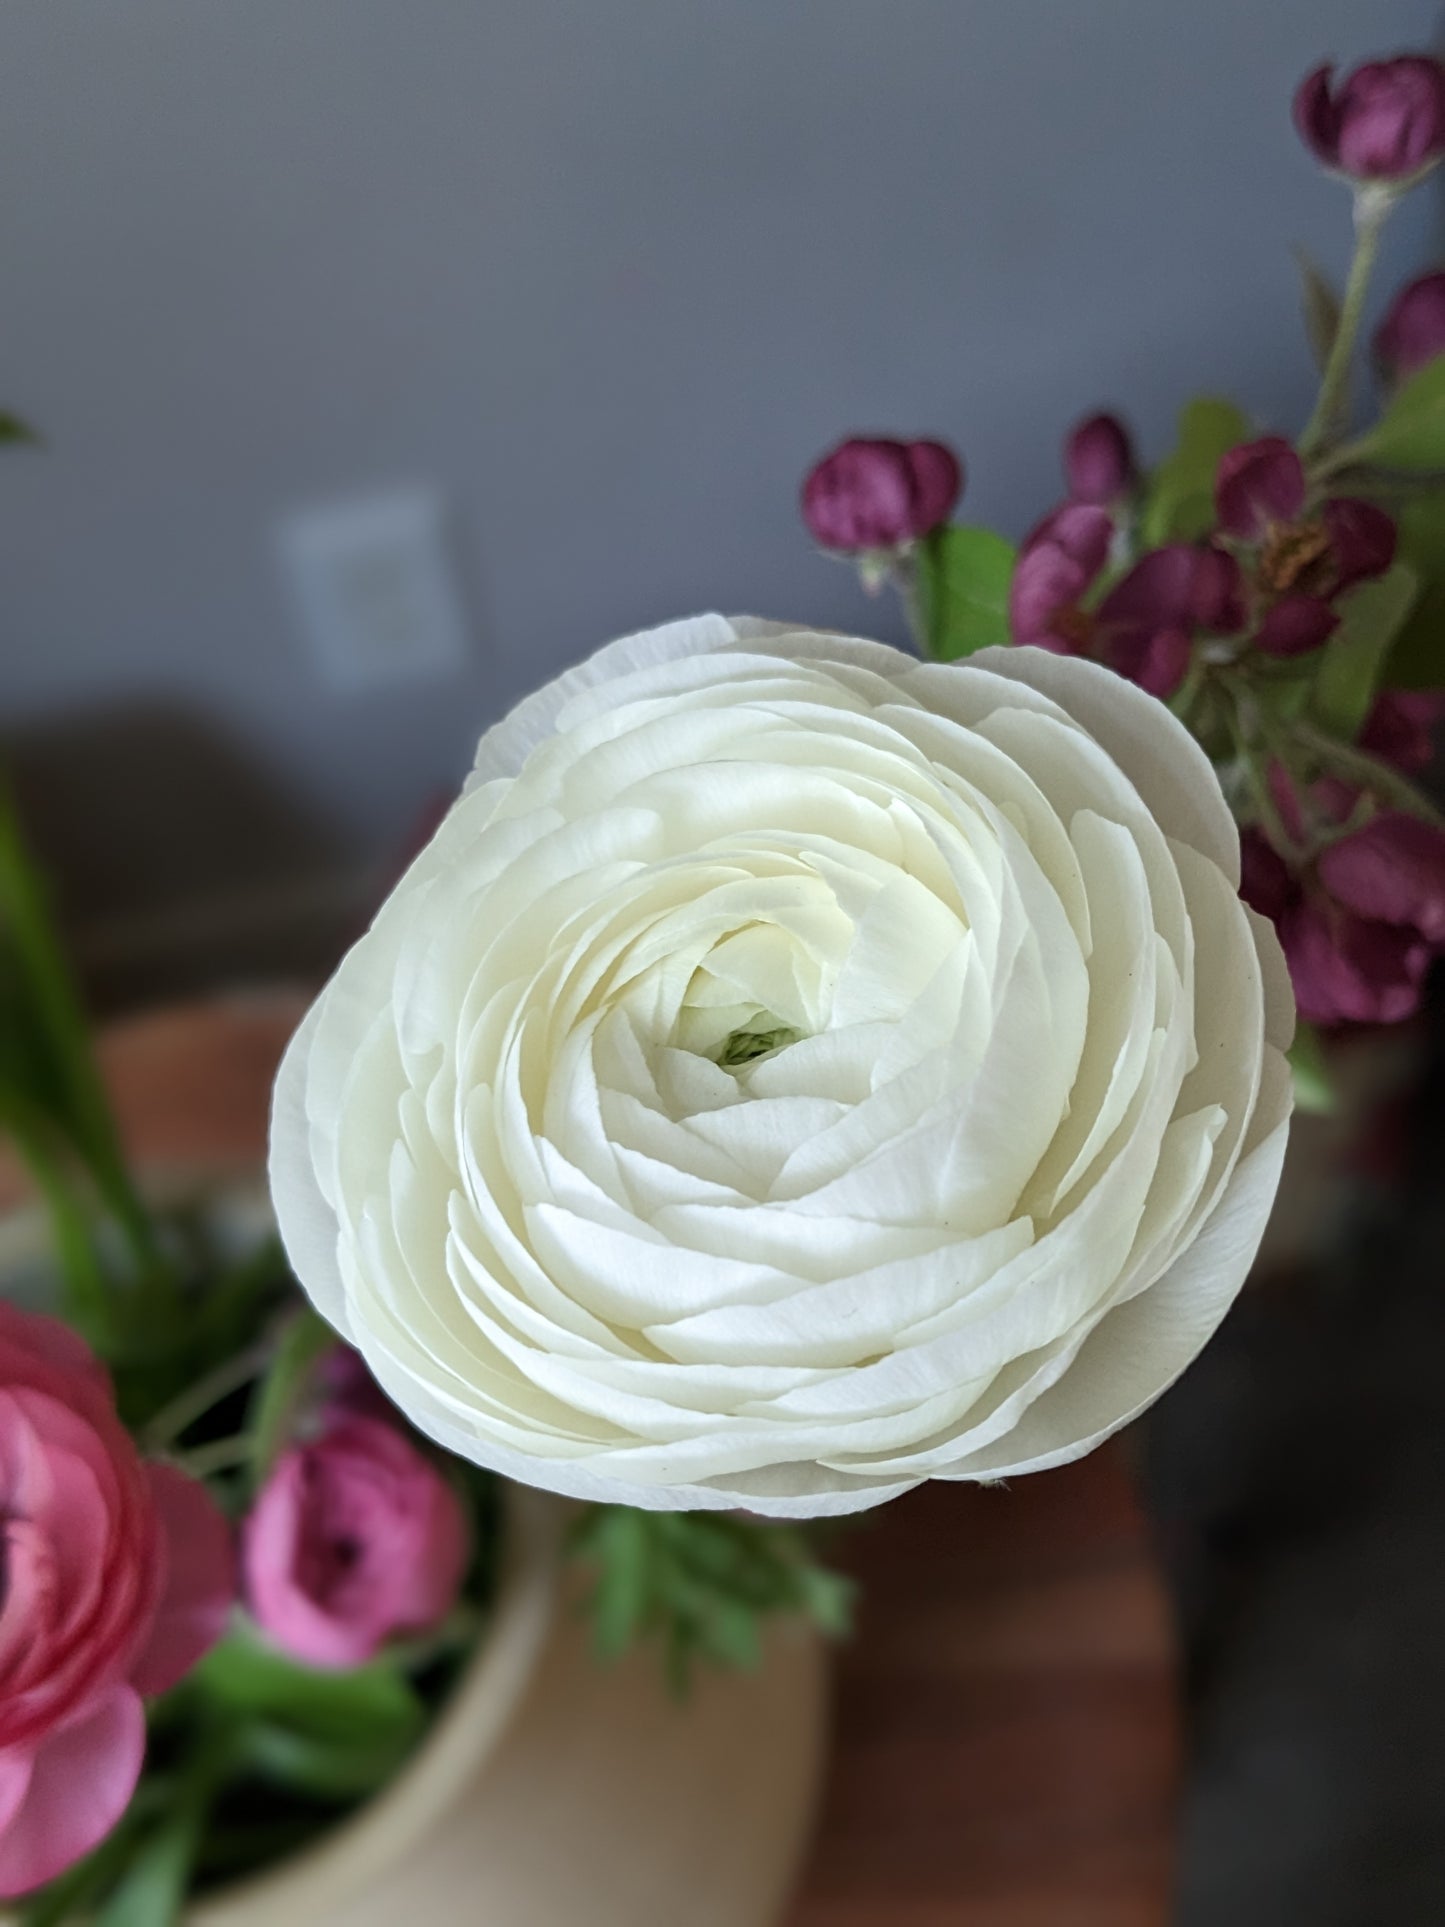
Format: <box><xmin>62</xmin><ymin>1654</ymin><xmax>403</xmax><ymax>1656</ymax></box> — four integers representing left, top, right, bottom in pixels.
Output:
<box><xmin>278</xmin><ymin>485</ymin><xmax>471</xmax><ymax>691</ymax></box>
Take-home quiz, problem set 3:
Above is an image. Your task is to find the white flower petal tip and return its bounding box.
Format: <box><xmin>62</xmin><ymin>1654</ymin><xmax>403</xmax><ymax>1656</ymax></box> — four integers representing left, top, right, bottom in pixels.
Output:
<box><xmin>268</xmin><ymin>618</ymin><xmax>1292</xmax><ymax>1516</ymax></box>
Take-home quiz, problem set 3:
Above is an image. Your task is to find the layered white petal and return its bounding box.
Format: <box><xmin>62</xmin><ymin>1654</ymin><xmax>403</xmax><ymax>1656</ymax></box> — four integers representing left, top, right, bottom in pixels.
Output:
<box><xmin>268</xmin><ymin>618</ymin><xmax>1292</xmax><ymax>1516</ymax></box>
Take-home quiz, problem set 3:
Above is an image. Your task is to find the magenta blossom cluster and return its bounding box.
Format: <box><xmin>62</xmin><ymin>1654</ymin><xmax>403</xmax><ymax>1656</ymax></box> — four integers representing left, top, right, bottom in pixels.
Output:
<box><xmin>1241</xmin><ymin>694</ymin><xmax>1445</xmax><ymax>1025</ymax></box>
<box><xmin>1010</xmin><ymin>423</ymin><xmax>1395</xmax><ymax>700</ymax></box>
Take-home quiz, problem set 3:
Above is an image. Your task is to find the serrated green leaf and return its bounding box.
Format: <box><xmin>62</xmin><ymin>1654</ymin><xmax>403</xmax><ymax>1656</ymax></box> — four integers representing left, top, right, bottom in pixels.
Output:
<box><xmin>1139</xmin><ymin>396</ymin><xmax>1253</xmax><ymax>546</ymax></box>
<box><xmin>794</xmin><ymin>1563</ymin><xmax>856</xmax><ymax>1638</ymax></box>
<box><xmin>1288</xmin><ymin>1024</ymin><xmax>1338</xmax><ymax>1115</ymax></box>
<box><xmin>916</xmin><ymin>524</ymin><xmax>1016</xmax><ymax>660</ymax></box>
<box><xmin>1312</xmin><ymin>562</ymin><xmax>1419</xmax><ymax>739</ymax></box>
<box><xmin>588</xmin><ymin>1508</ymin><xmax>652</xmax><ymax>1658</ymax></box>
<box><xmin>702</xmin><ymin>1596</ymin><xmax>762</xmax><ymax>1671</ymax></box>
<box><xmin>1357</xmin><ymin>355</ymin><xmax>1445</xmax><ymax>470</ymax></box>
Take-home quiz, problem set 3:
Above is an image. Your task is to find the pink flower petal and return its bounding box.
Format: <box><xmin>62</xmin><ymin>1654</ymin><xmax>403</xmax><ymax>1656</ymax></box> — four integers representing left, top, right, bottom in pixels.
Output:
<box><xmin>1319</xmin><ymin>813</ymin><xmax>1445</xmax><ymax>944</ymax></box>
<box><xmin>1256</xmin><ymin>594</ymin><xmax>1338</xmax><ymax>658</ymax></box>
<box><xmin>129</xmin><ymin>1464</ymin><xmax>235</xmax><ymax>1698</ymax></box>
<box><xmin>0</xmin><ymin>1687</ymin><xmax>145</xmax><ymax>1899</ymax></box>
<box><xmin>1293</xmin><ymin>63</ymin><xmax>1341</xmax><ymax>168</ymax></box>
<box><xmin>1281</xmin><ymin>899</ymin><xmax>1430</xmax><ymax>1027</ymax></box>
<box><xmin>1216</xmin><ymin>437</ymin><xmax>1306</xmax><ymax>542</ymax></box>
<box><xmin>1323</xmin><ymin>498</ymin><xmax>1397</xmax><ymax>594</ymax></box>
<box><xmin>1359</xmin><ymin>690</ymin><xmax>1444</xmax><ymax>775</ymax></box>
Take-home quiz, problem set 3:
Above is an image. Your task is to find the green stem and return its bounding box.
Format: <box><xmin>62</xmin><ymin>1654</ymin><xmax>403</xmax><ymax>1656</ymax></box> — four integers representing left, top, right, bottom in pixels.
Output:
<box><xmin>142</xmin><ymin>1340</ymin><xmax>270</xmax><ymax>1451</ymax></box>
<box><xmin>1291</xmin><ymin>719</ymin><xmax>1445</xmax><ymax>827</ymax></box>
<box><xmin>890</xmin><ymin>553</ymin><xmax>930</xmax><ymax>657</ymax></box>
<box><xmin>177</xmin><ymin>1433</ymin><xmax>257</xmax><ymax>1479</ymax></box>
<box><xmin>1299</xmin><ymin>191</ymin><xmax>1392</xmax><ymax>460</ymax></box>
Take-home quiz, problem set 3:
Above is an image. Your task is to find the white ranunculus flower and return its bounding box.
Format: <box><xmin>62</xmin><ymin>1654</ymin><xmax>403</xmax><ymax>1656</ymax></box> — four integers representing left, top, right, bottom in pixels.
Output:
<box><xmin>270</xmin><ymin>616</ymin><xmax>1293</xmax><ymax>1517</ymax></box>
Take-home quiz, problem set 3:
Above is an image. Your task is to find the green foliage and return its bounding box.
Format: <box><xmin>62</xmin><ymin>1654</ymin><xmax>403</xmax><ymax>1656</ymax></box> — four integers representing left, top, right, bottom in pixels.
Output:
<box><xmin>0</xmin><ymin>790</ymin><xmax>166</xmax><ymax>1349</ymax></box>
<box><xmin>915</xmin><ymin>523</ymin><xmax>1016</xmax><ymax>660</ymax></box>
<box><xmin>91</xmin><ymin>1807</ymin><xmax>206</xmax><ymax>1927</ymax></box>
<box><xmin>0</xmin><ymin>409</ymin><xmax>39</xmax><ymax>446</ymax></box>
<box><xmin>572</xmin><ymin>1505</ymin><xmax>854</xmax><ymax>1695</ymax></box>
<box><xmin>1380</xmin><ymin>492</ymin><xmax>1445</xmax><ymax>690</ymax></box>
<box><xmin>1357</xmin><ymin>355</ymin><xmax>1445</xmax><ymax>471</ymax></box>
<box><xmin>193</xmin><ymin>1625</ymin><xmax>427</xmax><ymax>1744</ymax></box>
<box><xmin>1311</xmin><ymin>562</ymin><xmax>1419</xmax><ymax>740</ymax></box>
<box><xmin>1138</xmin><ymin>396</ymin><xmax>1252</xmax><ymax>546</ymax></box>
<box><xmin>1287</xmin><ymin>1024</ymin><xmax>1338</xmax><ymax>1116</ymax></box>
<box><xmin>245</xmin><ymin>1305</ymin><xmax>335</xmax><ymax>1491</ymax></box>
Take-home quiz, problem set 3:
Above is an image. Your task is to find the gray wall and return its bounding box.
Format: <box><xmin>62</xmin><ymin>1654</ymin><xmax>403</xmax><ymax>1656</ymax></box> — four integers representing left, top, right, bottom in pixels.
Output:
<box><xmin>0</xmin><ymin>2</ymin><xmax>1439</xmax><ymax>957</ymax></box>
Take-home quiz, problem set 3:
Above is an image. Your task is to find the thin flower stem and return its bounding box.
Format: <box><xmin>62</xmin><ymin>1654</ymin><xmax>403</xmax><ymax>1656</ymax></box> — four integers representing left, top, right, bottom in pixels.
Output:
<box><xmin>1299</xmin><ymin>191</ymin><xmax>1392</xmax><ymax>461</ymax></box>
<box><xmin>1291</xmin><ymin>719</ymin><xmax>1445</xmax><ymax>828</ymax></box>
<box><xmin>142</xmin><ymin>1341</ymin><xmax>271</xmax><ymax>1450</ymax></box>
<box><xmin>176</xmin><ymin>1433</ymin><xmax>257</xmax><ymax>1479</ymax></box>
<box><xmin>890</xmin><ymin>553</ymin><xmax>930</xmax><ymax>657</ymax></box>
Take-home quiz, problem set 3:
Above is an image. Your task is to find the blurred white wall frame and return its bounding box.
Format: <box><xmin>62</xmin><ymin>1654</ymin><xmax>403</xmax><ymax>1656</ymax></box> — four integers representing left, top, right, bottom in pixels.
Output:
<box><xmin>278</xmin><ymin>486</ymin><xmax>472</xmax><ymax>691</ymax></box>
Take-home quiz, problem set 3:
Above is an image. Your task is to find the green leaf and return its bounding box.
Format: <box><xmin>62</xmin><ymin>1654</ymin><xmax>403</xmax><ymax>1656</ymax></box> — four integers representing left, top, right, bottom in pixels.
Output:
<box><xmin>1139</xmin><ymin>396</ymin><xmax>1252</xmax><ymax>546</ymax></box>
<box><xmin>1288</xmin><ymin>1024</ymin><xmax>1338</xmax><ymax>1116</ymax></box>
<box><xmin>246</xmin><ymin>1305</ymin><xmax>335</xmax><ymax>1489</ymax></box>
<box><xmin>571</xmin><ymin>1506</ymin><xmax>853</xmax><ymax>1694</ymax></box>
<box><xmin>1311</xmin><ymin>562</ymin><xmax>1419</xmax><ymax>739</ymax></box>
<box><xmin>574</xmin><ymin>1505</ymin><xmax>652</xmax><ymax>1658</ymax></box>
<box><xmin>1357</xmin><ymin>355</ymin><xmax>1445</xmax><ymax>470</ymax></box>
<box><xmin>0</xmin><ymin>789</ymin><xmax>165</xmax><ymax>1298</ymax></box>
<box><xmin>234</xmin><ymin>1720</ymin><xmax>420</xmax><ymax>1798</ymax></box>
<box><xmin>194</xmin><ymin>1624</ymin><xmax>424</xmax><ymax>1746</ymax></box>
<box><xmin>1295</xmin><ymin>249</ymin><xmax>1343</xmax><ymax>378</ymax></box>
<box><xmin>92</xmin><ymin>1810</ymin><xmax>201</xmax><ymax>1927</ymax></box>
<box><xmin>915</xmin><ymin>524</ymin><xmax>1016</xmax><ymax>660</ymax></box>
<box><xmin>0</xmin><ymin>410</ymin><xmax>39</xmax><ymax>446</ymax></box>
<box><xmin>1381</xmin><ymin>491</ymin><xmax>1445</xmax><ymax>688</ymax></box>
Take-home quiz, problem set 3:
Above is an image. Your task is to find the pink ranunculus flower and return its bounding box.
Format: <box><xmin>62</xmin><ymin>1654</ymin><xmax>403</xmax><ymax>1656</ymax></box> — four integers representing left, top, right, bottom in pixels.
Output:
<box><xmin>0</xmin><ymin>1306</ymin><xmax>234</xmax><ymax>1898</ymax></box>
<box><xmin>243</xmin><ymin>1416</ymin><xmax>468</xmax><ymax>1670</ymax></box>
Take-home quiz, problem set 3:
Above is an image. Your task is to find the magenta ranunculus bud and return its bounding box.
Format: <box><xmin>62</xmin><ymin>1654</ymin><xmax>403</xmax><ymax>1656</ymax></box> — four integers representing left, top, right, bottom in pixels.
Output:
<box><xmin>1063</xmin><ymin>412</ymin><xmax>1136</xmax><ymax>505</ymax></box>
<box><xmin>1374</xmin><ymin>269</ymin><xmax>1445</xmax><ymax>380</ymax></box>
<box><xmin>244</xmin><ymin>1415</ymin><xmax>468</xmax><ymax>1670</ymax></box>
<box><xmin>801</xmin><ymin>437</ymin><xmax>962</xmax><ymax>553</ymax></box>
<box><xmin>1294</xmin><ymin>56</ymin><xmax>1445</xmax><ymax>183</ymax></box>
<box><xmin>1215</xmin><ymin>437</ymin><xmax>1307</xmax><ymax>541</ymax></box>
<box><xmin>0</xmin><ymin>1306</ymin><xmax>234</xmax><ymax>1898</ymax></box>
